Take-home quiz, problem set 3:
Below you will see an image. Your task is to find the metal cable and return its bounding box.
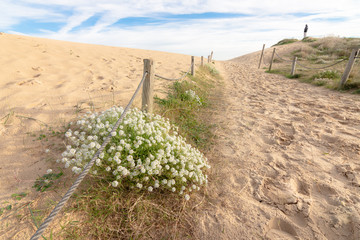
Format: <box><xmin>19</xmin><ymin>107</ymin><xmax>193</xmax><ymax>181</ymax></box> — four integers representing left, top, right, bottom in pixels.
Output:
<box><xmin>30</xmin><ymin>71</ymin><xmax>148</xmax><ymax>240</ymax></box>
<box><xmin>155</xmin><ymin>62</ymin><xmax>193</xmax><ymax>81</ymax></box>
<box><xmin>296</xmin><ymin>58</ymin><xmax>347</xmax><ymax>70</ymax></box>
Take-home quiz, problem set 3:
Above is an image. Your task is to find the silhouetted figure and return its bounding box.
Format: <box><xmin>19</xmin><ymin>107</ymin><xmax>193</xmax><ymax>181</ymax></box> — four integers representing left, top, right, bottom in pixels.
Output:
<box><xmin>304</xmin><ymin>24</ymin><xmax>308</xmax><ymax>38</ymax></box>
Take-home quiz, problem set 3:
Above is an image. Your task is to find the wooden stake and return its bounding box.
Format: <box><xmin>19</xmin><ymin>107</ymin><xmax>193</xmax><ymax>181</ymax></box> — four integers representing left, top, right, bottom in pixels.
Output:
<box><xmin>191</xmin><ymin>56</ymin><xmax>195</xmax><ymax>76</ymax></box>
<box><xmin>208</xmin><ymin>55</ymin><xmax>210</xmax><ymax>63</ymax></box>
<box><xmin>339</xmin><ymin>48</ymin><xmax>359</xmax><ymax>88</ymax></box>
<box><xmin>291</xmin><ymin>56</ymin><xmax>297</xmax><ymax>76</ymax></box>
<box><xmin>142</xmin><ymin>59</ymin><xmax>154</xmax><ymax>113</ymax></box>
<box><xmin>210</xmin><ymin>51</ymin><xmax>213</xmax><ymax>61</ymax></box>
<box><xmin>258</xmin><ymin>44</ymin><xmax>265</xmax><ymax>69</ymax></box>
<box><xmin>269</xmin><ymin>48</ymin><xmax>276</xmax><ymax>71</ymax></box>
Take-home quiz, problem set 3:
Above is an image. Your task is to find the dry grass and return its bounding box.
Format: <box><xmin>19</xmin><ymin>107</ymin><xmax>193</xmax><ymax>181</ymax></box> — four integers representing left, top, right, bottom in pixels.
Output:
<box><xmin>53</xmin><ymin>65</ymin><xmax>222</xmax><ymax>239</ymax></box>
<box><xmin>266</xmin><ymin>36</ymin><xmax>360</xmax><ymax>92</ymax></box>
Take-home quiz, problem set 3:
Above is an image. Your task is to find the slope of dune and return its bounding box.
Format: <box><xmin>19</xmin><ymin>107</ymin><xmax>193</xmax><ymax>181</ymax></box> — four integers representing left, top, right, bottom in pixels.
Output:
<box><xmin>193</xmin><ymin>47</ymin><xmax>360</xmax><ymax>239</ymax></box>
<box><xmin>0</xmin><ymin>33</ymin><xmax>198</xmax><ymax>200</ymax></box>
<box><xmin>1</xmin><ymin>33</ymin><xmax>359</xmax><ymax>239</ymax></box>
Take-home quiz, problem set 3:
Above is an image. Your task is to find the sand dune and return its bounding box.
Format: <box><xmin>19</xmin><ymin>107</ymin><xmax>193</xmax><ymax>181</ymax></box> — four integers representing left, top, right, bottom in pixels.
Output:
<box><xmin>1</xmin><ymin>34</ymin><xmax>359</xmax><ymax>239</ymax></box>
<box><xmin>0</xmin><ymin>33</ymin><xmax>198</xmax><ymax>200</ymax></box>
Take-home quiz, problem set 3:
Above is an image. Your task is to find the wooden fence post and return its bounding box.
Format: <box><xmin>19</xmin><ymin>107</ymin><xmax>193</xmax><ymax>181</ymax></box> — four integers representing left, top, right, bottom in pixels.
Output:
<box><xmin>142</xmin><ymin>59</ymin><xmax>154</xmax><ymax>113</ymax></box>
<box><xmin>210</xmin><ymin>51</ymin><xmax>213</xmax><ymax>62</ymax></box>
<box><xmin>208</xmin><ymin>55</ymin><xmax>210</xmax><ymax>63</ymax></box>
<box><xmin>191</xmin><ymin>56</ymin><xmax>195</xmax><ymax>76</ymax></box>
<box><xmin>291</xmin><ymin>56</ymin><xmax>297</xmax><ymax>76</ymax></box>
<box><xmin>339</xmin><ymin>48</ymin><xmax>359</xmax><ymax>88</ymax></box>
<box><xmin>269</xmin><ymin>48</ymin><xmax>276</xmax><ymax>71</ymax></box>
<box><xmin>258</xmin><ymin>44</ymin><xmax>265</xmax><ymax>69</ymax></box>
<box><xmin>201</xmin><ymin>56</ymin><xmax>204</xmax><ymax>66</ymax></box>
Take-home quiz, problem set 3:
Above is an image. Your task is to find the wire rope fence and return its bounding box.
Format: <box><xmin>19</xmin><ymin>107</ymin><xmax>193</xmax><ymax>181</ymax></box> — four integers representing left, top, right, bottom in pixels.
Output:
<box><xmin>30</xmin><ymin>70</ymin><xmax>148</xmax><ymax>240</ymax></box>
<box><xmin>258</xmin><ymin>44</ymin><xmax>359</xmax><ymax>88</ymax></box>
<box><xmin>29</xmin><ymin>53</ymin><xmax>213</xmax><ymax>239</ymax></box>
<box><xmin>155</xmin><ymin>62</ymin><xmax>194</xmax><ymax>81</ymax></box>
<box><xmin>295</xmin><ymin>59</ymin><xmax>347</xmax><ymax>70</ymax></box>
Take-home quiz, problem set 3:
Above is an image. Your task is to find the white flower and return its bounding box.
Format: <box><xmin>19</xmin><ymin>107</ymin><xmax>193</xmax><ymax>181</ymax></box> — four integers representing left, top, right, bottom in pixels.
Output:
<box><xmin>72</xmin><ymin>166</ymin><xmax>82</xmax><ymax>174</ymax></box>
<box><xmin>184</xmin><ymin>194</ymin><xmax>190</xmax><ymax>201</ymax></box>
<box><xmin>112</xmin><ymin>181</ymin><xmax>119</xmax><ymax>187</ymax></box>
<box><xmin>45</xmin><ymin>149</ymin><xmax>50</xmax><ymax>153</ymax></box>
<box><xmin>46</xmin><ymin>169</ymin><xmax>52</xmax><ymax>174</ymax></box>
<box><xmin>60</xmin><ymin>107</ymin><xmax>210</xmax><ymax>196</ymax></box>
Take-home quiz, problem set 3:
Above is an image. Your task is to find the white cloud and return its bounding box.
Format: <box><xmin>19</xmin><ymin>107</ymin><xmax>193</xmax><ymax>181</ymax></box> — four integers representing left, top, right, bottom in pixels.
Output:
<box><xmin>2</xmin><ymin>0</ymin><xmax>360</xmax><ymax>59</ymax></box>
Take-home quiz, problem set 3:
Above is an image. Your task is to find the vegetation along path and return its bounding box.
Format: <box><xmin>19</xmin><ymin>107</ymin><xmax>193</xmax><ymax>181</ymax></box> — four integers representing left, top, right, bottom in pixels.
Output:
<box><xmin>194</xmin><ymin>53</ymin><xmax>360</xmax><ymax>239</ymax></box>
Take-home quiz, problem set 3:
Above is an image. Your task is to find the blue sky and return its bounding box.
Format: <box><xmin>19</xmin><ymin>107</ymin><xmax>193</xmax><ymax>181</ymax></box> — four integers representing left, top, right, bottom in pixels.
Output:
<box><xmin>1</xmin><ymin>0</ymin><xmax>360</xmax><ymax>60</ymax></box>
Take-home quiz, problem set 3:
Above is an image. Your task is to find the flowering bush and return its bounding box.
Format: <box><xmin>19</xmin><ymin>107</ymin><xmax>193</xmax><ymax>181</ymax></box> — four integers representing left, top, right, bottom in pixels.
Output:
<box><xmin>59</xmin><ymin>106</ymin><xmax>210</xmax><ymax>200</ymax></box>
<box><xmin>183</xmin><ymin>89</ymin><xmax>202</xmax><ymax>106</ymax></box>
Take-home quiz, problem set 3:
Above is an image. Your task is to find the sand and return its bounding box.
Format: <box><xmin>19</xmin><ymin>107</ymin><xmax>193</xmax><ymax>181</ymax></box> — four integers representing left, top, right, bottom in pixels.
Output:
<box><xmin>194</xmin><ymin>51</ymin><xmax>360</xmax><ymax>239</ymax></box>
<box><xmin>0</xmin><ymin>33</ymin><xmax>196</xmax><ymax>197</ymax></box>
<box><xmin>1</xmin><ymin>33</ymin><xmax>360</xmax><ymax>239</ymax></box>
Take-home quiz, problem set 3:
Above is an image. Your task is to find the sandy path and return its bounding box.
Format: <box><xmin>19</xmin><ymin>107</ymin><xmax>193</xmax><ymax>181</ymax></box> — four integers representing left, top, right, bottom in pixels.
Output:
<box><xmin>195</xmin><ymin>54</ymin><xmax>360</xmax><ymax>239</ymax></box>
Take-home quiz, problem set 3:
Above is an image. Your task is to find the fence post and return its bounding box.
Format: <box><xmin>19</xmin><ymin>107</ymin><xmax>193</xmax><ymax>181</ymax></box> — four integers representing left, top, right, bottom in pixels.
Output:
<box><xmin>142</xmin><ymin>59</ymin><xmax>154</xmax><ymax>113</ymax></box>
<box><xmin>258</xmin><ymin>44</ymin><xmax>265</xmax><ymax>69</ymax></box>
<box><xmin>339</xmin><ymin>48</ymin><xmax>359</xmax><ymax>88</ymax></box>
<box><xmin>291</xmin><ymin>56</ymin><xmax>297</xmax><ymax>76</ymax></box>
<box><xmin>201</xmin><ymin>56</ymin><xmax>204</xmax><ymax>66</ymax></box>
<box><xmin>210</xmin><ymin>51</ymin><xmax>213</xmax><ymax>62</ymax></box>
<box><xmin>269</xmin><ymin>48</ymin><xmax>276</xmax><ymax>71</ymax></box>
<box><xmin>208</xmin><ymin>55</ymin><xmax>210</xmax><ymax>63</ymax></box>
<box><xmin>191</xmin><ymin>56</ymin><xmax>195</xmax><ymax>76</ymax></box>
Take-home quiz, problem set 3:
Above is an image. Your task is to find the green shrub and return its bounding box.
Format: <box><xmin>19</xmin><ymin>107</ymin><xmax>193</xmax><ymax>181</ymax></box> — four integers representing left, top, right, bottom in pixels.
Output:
<box><xmin>273</xmin><ymin>39</ymin><xmax>298</xmax><ymax>46</ymax></box>
<box><xmin>311</xmin><ymin>70</ymin><xmax>340</xmax><ymax>80</ymax></box>
<box><xmin>286</xmin><ymin>73</ymin><xmax>302</xmax><ymax>79</ymax></box>
<box><xmin>61</xmin><ymin>107</ymin><xmax>210</xmax><ymax>200</ymax></box>
<box><xmin>302</xmin><ymin>37</ymin><xmax>317</xmax><ymax>43</ymax></box>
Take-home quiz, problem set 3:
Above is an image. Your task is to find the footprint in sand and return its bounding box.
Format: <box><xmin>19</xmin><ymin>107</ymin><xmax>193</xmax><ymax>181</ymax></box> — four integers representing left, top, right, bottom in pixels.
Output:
<box><xmin>250</xmin><ymin>171</ymin><xmax>312</xmax><ymax>216</ymax></box>
<box><xmin>336</xmin><ymin>164</ymin><xmax>359</xmax><ymax>186</ymax></box>
<box><xmin>18</xmin><ymin>78</ymin><xmax>42</xmax><ymax>86</ymax></box>
<box><xmin>273</xmin><ymin>123</ymin><xmax>295</xmax><ymax>146</ymax></box>
<box><xmin>32</xmin><ymin>66</ymin><xmax>43</xmax><ymax>71</ymax></box>
<box><xmin>266</xmin><ymin>218</ymin><xmax>299</xmax><ymax>240</ymax></box>
<box><xmin>260</xmin><ymin>177</ymin><xmax>298</xmax><ymax>205</ymax></box>
<box><xmin>311</xmin><ymin>182</ymin><xmax>342</xmax><ymax>206</ymax></box>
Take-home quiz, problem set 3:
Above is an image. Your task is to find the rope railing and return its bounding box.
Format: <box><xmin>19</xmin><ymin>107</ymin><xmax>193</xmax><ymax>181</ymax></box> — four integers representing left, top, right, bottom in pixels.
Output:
<box><xmin>30</xmin><ymin>71</ymin><xmax>148</xmax><ymax>240</ymax></box>
<box><xmin>274</xmin><ymin>50</ymin><xmax>293</xmax><ymax>62</ymax></box>
<box><xmin>155</xmin><ymin>62</ymin><xmax>193</xmax><ymax>81</ymax></box>
<box><xmin>30</xmin><ymin>53</ymin><xmax>207</xmax><ymax>239</ymax></box>
<box><xmin>259</xmin><ymin>44</ymin><xmax>359</xmax><ymax>88</ymax></box>
<box><xmin>262</xmin><ymin>54</ymin><xmax>269</xmax><ymax>66</ymax></box>
<box><xmin>296</xmin><ymin>59</ymin><xmax>347</xmax><ymax>70</ymax></box>
<box><xmin>273</xmin><ymin>49</ymin><xmax>347</xmax><ymax>68</ymax></box>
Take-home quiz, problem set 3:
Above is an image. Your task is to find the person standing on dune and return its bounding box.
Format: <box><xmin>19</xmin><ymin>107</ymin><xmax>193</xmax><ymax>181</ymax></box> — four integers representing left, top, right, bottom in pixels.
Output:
<box><xmin>304</xmin><ymin>24</ymin><xmax>308</xmax><ymax>38</ymax></box>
